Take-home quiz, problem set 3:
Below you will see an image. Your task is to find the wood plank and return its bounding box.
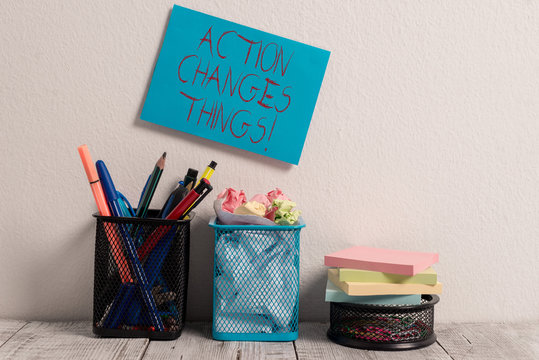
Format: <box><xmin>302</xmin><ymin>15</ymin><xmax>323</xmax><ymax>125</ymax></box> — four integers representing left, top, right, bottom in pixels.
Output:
<box><xmin>142</xmin><ymin>323</ymin><xmax>237</xmax><ymax>360</ymax></box>
<box><xmin>295</xmin><ymin>322</ymin><xmax>451</xmax><ymax>360</ymax></box>
<box><xmin>436</xmin><ymin>323</ymin><xmax>539</xmax><ymax>360</ymax></box>
<box><xmin>365</xmin><ymin>342</ymin><xmax>451</xmax><ymax>360</ymax></box>
<box><xmin>0</xmin><ymin>321</ymin><xmax>536</xmax><ymax>359</ymax></box>
<box><xmin>142</xmin><ymin>322</ymin><xmax>296</xmax><ymax>360</ymax></box>
<box><xmin>295</xmin><ymin>322</ymin><xmax>369</xmax><ymax>360</ymax></box>
<box><xmin>501</xmin><ymin>323</ymin><xmax>539</xmax><ymax>358</ymax></box>
<box><xmin>0</xmin><ymin>321</ymin><xmax>148</xmax><ymax>360</ymax></box>
<box><xmin>0</xmin><ymin>320</ymin><xmax>27</xmax><ymax>348</ymax></box>
<box><xmin>232</xmin><ymin>340</ymin><xmax>296</xmax><ymax>360</ymax></box>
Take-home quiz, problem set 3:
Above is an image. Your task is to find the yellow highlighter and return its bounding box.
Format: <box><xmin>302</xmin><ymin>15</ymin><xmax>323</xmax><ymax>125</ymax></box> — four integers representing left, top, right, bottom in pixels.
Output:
<box><xmin>195</xmin><ymin>161</ymin><xmax>217</xmax><ymax>187</ymax></box>
<box><xmin>185</xmin><ymin>161</ymin><xmax>217</xmax><ymax>217</ymax></box>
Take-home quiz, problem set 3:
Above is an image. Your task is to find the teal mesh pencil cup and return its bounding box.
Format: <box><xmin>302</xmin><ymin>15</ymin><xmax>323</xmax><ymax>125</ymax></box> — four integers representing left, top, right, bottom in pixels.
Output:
<box><xmin>209</xmin><ymin>217</ymin><xmax>305</xmax><ymax>341</ymax></box>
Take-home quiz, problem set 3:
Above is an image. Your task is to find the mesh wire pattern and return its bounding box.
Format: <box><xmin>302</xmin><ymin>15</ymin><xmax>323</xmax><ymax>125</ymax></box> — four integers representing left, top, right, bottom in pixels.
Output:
<box><xmin>93</xmin><ymin>210</ymin><xmax>190</xmax><ymax>340</ymax></box>
<box><xmin>328</xmin><ymin>295</ymin><xmax>439</xmax><ymax>350</ymax></box>
<box><xmin>210</xmin><ymin>219</ymin><xmax>304</xmax><ymax>341</ymax></box>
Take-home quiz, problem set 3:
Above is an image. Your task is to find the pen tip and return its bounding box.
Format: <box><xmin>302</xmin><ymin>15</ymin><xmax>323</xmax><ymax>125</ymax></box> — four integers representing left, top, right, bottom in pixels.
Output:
<box><xmin>162</xmin><ymin>152</ymin><xmax>167</xmax><ymax>159</ymax></box>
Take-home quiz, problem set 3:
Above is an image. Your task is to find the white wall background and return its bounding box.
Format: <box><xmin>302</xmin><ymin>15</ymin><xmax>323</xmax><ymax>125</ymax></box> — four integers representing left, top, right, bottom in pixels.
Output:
<box><xmin>1</xmin><ymin>0</ymin><xmax>538</xmax><ymax>323</ymax></box>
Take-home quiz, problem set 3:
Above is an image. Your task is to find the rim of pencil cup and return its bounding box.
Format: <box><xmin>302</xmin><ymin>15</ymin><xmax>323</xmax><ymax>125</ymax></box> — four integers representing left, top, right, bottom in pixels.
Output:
<box><xmin>333</xmin><ymin>295</ymin><xmax>439</xmax><ymax>311</ymax></box>
<box><xmin>92</xmin><ymin>211</ymin><xmax>195</xmax><ymax>224</ymax></box>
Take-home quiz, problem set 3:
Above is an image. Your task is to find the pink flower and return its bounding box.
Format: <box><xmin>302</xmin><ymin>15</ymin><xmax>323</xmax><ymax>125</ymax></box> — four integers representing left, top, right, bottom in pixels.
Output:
<box><xmin>264</xmin><ymin>205</ymin><xmax>278</xmax><ymax>221</ymax></box>
<box><xmin>218</xmin><ymin>188</ymin><xmax>246</xmax><ymax>213</ymax></box>
<box><xmin>249</xmin><ymin>193</ymin><xmax>271</xmax><ymax>208</ymax></box>
<box><xmin>266</xmin><ymin>188</ymin><xmax>290</xmax><ymax>203</ymax></box>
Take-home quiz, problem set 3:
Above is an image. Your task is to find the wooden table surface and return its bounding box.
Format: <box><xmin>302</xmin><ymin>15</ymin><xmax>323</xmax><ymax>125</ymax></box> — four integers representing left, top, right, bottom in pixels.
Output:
<box><xmin>0</xmin><ymin>320</ymin><xmax>537</xmax><ymax>359</ymax></box>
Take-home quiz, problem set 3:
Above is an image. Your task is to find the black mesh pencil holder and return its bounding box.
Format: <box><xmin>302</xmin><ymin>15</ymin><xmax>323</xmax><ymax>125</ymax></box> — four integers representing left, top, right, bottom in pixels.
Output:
<box><xmin>327</xmin><ymin>295</ymin><xmax>439</xmax><ymax>351</ymax></box>
<box><xmin>92</xmin><ymin>210</ymin><xmax>191</xmax><ymax>340</ymax></box>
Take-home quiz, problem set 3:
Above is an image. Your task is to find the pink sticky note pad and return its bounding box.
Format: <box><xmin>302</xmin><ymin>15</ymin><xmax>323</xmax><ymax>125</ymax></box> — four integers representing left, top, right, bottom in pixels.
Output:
<box><xmin>324</xmin><ymin>246</ymin><xmax>439</xmax><ymax>276</ymax></box>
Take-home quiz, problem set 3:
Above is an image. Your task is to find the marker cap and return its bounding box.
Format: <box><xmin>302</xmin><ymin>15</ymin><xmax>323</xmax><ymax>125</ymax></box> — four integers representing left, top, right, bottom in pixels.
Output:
<box><xmin>78</xmin><ymin>145</ymin><xmax>99</xmax><ymax>183</ymax></box>
<box><xmin>96</xmin><ymin>160</ymin><xmax>119</xmax><ymax>202</ymax></box>
<box><xmin>194</xmin><ymin>178</ymin><xmax>211</xmax><ymax>193</ymax></box>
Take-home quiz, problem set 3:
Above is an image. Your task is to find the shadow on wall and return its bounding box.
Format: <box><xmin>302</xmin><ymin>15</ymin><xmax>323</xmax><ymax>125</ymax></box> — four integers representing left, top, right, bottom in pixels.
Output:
<box><xmin>23</xmin><ymin>221</ymin><xmax>95</xmax><ymax>321</ymax></box>
<box><xmin>185</xmin><ymin>218</ymin><xmax>216</xmax><ymax>321</ymax></box>
<box><xmin>299</xmin><ymin>270</ymin><xmax>329</xmax><ymax>322</ymax></box>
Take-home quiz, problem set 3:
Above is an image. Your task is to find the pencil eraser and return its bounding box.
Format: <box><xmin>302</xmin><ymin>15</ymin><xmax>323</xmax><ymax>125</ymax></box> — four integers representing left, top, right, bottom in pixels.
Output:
<box><xmin>78</xmin><ymin>144</ymin><xmax>99</xmax><ymax>182</ymax></box>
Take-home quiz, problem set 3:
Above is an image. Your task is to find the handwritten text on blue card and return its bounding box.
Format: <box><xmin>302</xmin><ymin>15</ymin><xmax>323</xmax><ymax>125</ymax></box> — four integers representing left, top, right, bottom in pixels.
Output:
<box><xmin>141</xmin><ymin>6</ymin><xmax>330</xmax><ymax>164</ymax></box>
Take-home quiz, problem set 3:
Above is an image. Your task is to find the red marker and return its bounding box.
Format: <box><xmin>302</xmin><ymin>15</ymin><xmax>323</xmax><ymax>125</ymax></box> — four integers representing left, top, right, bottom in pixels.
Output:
<box><xmin>167</xmin><ymin>178</ymin><xmax>212</xmax><ymax>220</ymax></box>
<box><xmin>137</xmin><ymin>179</ymin><xmax>212</xmax><ymax>260</ymax></box>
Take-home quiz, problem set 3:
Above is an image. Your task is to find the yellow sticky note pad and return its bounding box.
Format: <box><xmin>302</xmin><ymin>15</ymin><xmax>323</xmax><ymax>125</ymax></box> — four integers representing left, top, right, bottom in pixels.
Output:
<box><xmin>339</xmin><ymin>267</ymin><xmax>437</xmax><ymax>285</ymax></box>
<box><xmin>328</xmin><ymin>269</ymin><xmax>442</xmax><ymax>296</ymax></box>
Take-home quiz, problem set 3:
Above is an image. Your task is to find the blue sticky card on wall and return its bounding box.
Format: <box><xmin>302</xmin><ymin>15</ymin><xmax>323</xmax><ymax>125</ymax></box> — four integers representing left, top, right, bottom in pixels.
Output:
<box><xmin>141</xmin><ymin>5</ymin><xmax>330</xmax><ymax>165</ymax></box>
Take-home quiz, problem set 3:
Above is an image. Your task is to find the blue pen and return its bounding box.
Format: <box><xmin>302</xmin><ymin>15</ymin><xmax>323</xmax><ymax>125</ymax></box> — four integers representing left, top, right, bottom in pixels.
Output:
<box><xmin>125</xmin><ymin>228</ymin><xmax>176</xmax><ymax>325</ymax></box>
<box><xmin>96</xmin><ymin>160</ymin><xmax>164</xmax><ymax>331</ymax></box>
<box><xmin>158</xmin><ymin>181</ymin><xmax>188</xmax><ymax>219</ymax></box>
<box><xmin>159</xmin><ymin>181</ymin><xmax>183</xmax><ymax>218</ymax></box>
<box><xmin>128</xmin><ymin>225</ymin><xmax>177</xmax><ymax>324</ymax></box>
<box><xmin>102</xmin><ymin>283</ymin><xmax>136</xmax><ymax>329</ymax></box>
<box><xmin>118</xmin><ymin>191</ymin><xmax>135</xmax><ymax>217</ymax></box>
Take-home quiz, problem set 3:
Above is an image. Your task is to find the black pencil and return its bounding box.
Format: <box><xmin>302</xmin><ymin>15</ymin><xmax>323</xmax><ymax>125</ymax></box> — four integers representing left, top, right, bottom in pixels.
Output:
<box><xmin>135</xmin><ymin>152</ymin><xmax>166</xmax><ymax>218</ymax></box>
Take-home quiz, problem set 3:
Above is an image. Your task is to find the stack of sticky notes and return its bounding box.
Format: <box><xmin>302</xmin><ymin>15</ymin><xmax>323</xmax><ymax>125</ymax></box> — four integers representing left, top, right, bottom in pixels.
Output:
<box><xmin>324</xmin><ymin>246</ymin><xmax>442</xmax><ymax>305</ymax></box>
